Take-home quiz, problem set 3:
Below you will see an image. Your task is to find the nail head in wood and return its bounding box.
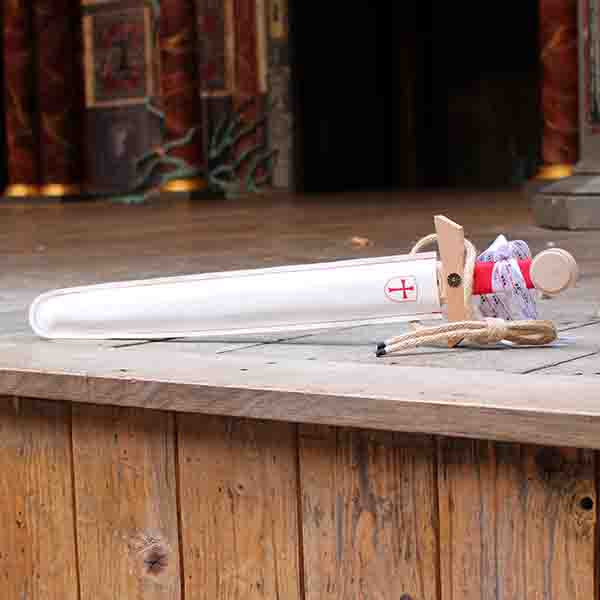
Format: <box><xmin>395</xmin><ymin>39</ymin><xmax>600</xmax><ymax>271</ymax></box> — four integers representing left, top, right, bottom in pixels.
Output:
<box><xmin>447</xmin><ymin>273</ymin><xmax>462</xmax><ymax>288</ymax></box>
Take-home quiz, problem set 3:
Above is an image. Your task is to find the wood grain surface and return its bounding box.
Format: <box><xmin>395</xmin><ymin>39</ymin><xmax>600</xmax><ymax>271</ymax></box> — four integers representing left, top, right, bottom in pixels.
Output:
<box><xmin>437</xmin><ymin>438</ymin><xmax>596</xmax><ymax>600</ymax></box>
<box><xmin>0</xmin><ymin>396</ymin><xmax>78</xmax><ymax>600</ymax></box>
<box><xmin>177</xmin><ymin>415</ymin><xmax>301</xmax><ymax>599</ymax></box>
<box><xmin>0</xmin><ymin>396</ymin><xmax>598</xmax><ymax>599</ymax></box>
<box><xmin>71</xmin><ymin>404</ymin><xmax>181</xmax><ymax>600</ymax></box>
<box><xmin>299</xmin><ymin>425</ymin><xmax>439</xmax><ymax>600</ymax></box>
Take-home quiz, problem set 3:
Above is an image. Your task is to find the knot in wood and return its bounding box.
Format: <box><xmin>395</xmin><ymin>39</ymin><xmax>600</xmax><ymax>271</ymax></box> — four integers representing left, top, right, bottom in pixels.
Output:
<box><xmin>143</xmin><ymin>546</ymin><xmax>169</xmax><ymax>575</ymax></box>
<box><xmin>130</xmin><ymin>533</ymin><xmax>170</xmax><ymax>576</ymax></box>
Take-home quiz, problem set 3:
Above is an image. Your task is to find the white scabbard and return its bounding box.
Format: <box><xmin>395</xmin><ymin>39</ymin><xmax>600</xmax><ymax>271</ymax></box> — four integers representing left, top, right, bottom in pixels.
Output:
<box><xmin>29</xmin><ymin>252</ymin><xmax>442</xmax><ymax>339</ymax></box>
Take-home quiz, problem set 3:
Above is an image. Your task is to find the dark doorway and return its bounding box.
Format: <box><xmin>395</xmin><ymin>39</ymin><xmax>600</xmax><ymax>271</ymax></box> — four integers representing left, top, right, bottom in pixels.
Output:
<box><xmin>292</xmin><ymin>1</ymin><xmax>541</xmax><ymax>193</ymax></box>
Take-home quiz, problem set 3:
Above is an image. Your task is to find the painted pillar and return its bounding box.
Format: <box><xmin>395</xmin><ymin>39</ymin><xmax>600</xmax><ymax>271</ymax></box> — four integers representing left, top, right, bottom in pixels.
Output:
<box><xmin>159</xmin><ymin>0</ymin><xmax>205</xmax><ymax>193</ymax></box>
<box><xmin>195</xmin><ymin>0</ymin><xmax>271</xmax><ymax>195</ymax></box>
<box><xmin>234</xmin><ymin>0</ymin><xmax>262</xmax><ymax>96</ymax></box>
<box><xmin>2</xmin><ymin>0</ymin><xmax>40</xmax><ymax>197</ymax></box>
<box><xmin>538</xmin><ymin>0</ymin><xmax>579</xmax><ymax>179</ymax></box>
<box><xmin>195</xmin><ymin>0</ymin><xmax>236</xmax><ymax>171</ymax></box>
<box><xmin>233</xmin><ymin>0</ymin><xmax>268</xmax><ymax>190</ymax></box>
<box><xmin>533</xmin><ymin>0</ymin><xmax>600</xmax><ymax>228</ymax></box>
<box><xmin>267</xmin><ymin>0</ymin><xmax>293</xmax><ymax>189</ymax></box>
<box><xmin>80</xmin><ymin>0</ymin><xmax>163</xmax><ymax>195</ymax></box>
<box><xmin>32</xmin><ymin>0</ymin><xmax>84</xmax><ymax>198</ymax></box>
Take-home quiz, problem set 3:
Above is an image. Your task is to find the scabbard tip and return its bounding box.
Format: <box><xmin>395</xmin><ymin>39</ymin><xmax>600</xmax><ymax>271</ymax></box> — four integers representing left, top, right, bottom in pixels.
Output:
<box><xmin>375</xmin><ymin>348</ymin><xmax>387</xmax><ymax>357</ymax></box>
<box><xmin>376</xmin><ymin>342</ymin><xmax>386</xmax><ymax>351</ymax></box>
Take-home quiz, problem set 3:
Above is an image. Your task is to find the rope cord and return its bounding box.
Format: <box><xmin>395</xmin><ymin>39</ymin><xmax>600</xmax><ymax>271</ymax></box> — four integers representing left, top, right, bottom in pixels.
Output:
<box><xmin>376</xmin><ymin>234</ymin><xmax>558</xmax><ymax>356</ymax></box>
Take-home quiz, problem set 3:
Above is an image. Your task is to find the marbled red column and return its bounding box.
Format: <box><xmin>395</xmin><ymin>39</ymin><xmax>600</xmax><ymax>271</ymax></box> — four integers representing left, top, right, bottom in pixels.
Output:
<box><xmin>2</xmin><ymin>0</ymin><xmax>39</xmax><ymax>191</ymax></box>
<box><xmin>234</xmin><ymin>0</ymin><xmax>259</xmax><ymax>96</ymax></box>
<box><xmin>33</xmin><ymin>0</ymin><xmax>84</xmax><ymax>194</ymax></box>
<box><xmin>194</xmin><ymin>0</ymin><xmax>269</xmax><ymax>193</ymax></box>
<box><xmin>540</xmin><ymin>0</ymin><xmax>579</xmax><ymax>166</ymax></box>
<box><xmin>160</xmin><ymin>0</ymin><xmax>204</xmax><ymax>171</ymax></box>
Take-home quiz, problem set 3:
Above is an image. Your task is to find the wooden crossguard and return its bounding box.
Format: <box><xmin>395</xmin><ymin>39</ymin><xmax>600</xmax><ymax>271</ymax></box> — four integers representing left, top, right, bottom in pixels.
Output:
<box><xmin>434</xmin><ymin>216</ymin><xmax>578</xmax><ymax>347</ymax></box>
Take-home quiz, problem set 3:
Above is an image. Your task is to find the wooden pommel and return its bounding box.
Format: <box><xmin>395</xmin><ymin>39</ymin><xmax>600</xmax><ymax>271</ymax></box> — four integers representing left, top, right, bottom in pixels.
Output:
<box><xmin>530</xmin><ymin>248</ymin><xmax>578</xmax><ymax>295</ymax></box>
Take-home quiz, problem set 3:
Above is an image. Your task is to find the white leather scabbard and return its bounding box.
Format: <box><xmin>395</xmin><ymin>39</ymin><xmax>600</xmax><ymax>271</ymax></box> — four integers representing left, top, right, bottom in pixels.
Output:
<box><xmin>29</xmin><ymin>252</ymin><xmax>442</xmax><ymax>339</ymax></box>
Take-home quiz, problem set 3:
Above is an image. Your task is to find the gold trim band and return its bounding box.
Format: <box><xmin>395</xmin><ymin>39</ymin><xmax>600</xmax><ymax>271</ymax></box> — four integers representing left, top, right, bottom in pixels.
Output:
<box><xmin>4</xmin><ymin>184</ymin><xmax>41</xmax><ymax>197</ymax></box>
<box><xmin>39</xmin><ymin>184</ymin><xmax>82</xmax><ymax>197</ymax></box>
<box><xmin>161</xmin><ymin>178</ymin><xmax>207</xmax><ymax>193</ymax></box>
<box><xmin>536</xmin><ymin>164</ymin><xmax>574</xmax><ymax>181</ymax></box>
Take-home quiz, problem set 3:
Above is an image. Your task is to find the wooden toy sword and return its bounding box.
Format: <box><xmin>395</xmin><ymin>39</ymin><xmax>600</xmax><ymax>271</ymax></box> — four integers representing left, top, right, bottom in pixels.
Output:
<box><xmin>29</xmin><ymin>216</ymin><xmax>577</xmax><ymax>346</ymax></box>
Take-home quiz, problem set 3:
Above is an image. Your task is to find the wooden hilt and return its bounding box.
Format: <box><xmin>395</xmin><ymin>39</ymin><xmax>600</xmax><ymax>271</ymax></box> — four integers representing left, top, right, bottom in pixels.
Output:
<box><xmin>434</xmin><ymin>216</ymin><xmax>468</xmax><ymax>347</ymax></box>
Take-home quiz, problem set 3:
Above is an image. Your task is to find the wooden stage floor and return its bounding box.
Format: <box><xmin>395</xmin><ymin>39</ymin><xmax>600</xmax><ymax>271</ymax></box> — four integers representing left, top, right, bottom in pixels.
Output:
<box><xmin>1</xmin><ymin>187</ymin><xmax>600</xmax><ymax>447</ymax></box>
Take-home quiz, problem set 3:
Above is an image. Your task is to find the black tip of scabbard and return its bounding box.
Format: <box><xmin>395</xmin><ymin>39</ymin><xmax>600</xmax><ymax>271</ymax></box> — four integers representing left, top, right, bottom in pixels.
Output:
<box><xmin>375</xmin><ymin>345</ymin><xmax>387</xmax><ymax>357</ymax></box>
<box><xmin>376</xmin><ymin>342</ymin><xmax>386</xmax><ymax>352</ymax></box>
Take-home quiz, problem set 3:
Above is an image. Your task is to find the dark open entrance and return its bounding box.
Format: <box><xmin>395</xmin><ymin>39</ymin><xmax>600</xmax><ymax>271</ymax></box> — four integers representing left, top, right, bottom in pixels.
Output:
<box><xmin>292</xmin><ymin>1</ymin><xmax>541</xmax><ymax>193</ymax></box>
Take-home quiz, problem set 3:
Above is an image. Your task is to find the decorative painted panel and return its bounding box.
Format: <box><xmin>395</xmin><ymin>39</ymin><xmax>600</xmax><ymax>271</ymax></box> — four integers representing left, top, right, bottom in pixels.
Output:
<box><xmin>81</xmin><ymin>0</ymin><xmax>163</xmax><ymax>195</ymax></box>
<box><xmin>83</xmin><ymin>6</ymin><xmax>155</xmax><ymax>108</ymax></box>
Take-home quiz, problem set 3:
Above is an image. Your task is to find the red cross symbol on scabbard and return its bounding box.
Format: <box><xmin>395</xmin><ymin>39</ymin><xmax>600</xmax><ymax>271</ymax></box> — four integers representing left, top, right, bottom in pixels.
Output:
<box><xmin>387</xmin><ymin>279</ymin><xmax>415</xmax><ymax>300</ymax></box>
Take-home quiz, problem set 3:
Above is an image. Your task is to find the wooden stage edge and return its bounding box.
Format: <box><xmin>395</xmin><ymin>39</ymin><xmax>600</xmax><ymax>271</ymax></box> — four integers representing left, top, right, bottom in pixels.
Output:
<box><xmin>1</xmin><ymin>341</ymin><xmax>600</xmax><ymax>450</ymax></box>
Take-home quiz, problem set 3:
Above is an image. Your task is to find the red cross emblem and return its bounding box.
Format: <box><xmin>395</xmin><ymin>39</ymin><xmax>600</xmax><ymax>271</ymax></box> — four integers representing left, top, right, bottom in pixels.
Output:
<box><xmin>385</xmin><ymin>276</ymin><xmax>417</xmax><ymax>303</ymax></box>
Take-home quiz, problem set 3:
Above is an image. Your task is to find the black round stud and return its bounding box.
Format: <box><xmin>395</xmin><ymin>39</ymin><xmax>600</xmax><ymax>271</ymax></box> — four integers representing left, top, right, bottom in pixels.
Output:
<box><xmin>447</xmin><ymin>272</ymin><xmax>462</xmax><ymax>288</ymax></box>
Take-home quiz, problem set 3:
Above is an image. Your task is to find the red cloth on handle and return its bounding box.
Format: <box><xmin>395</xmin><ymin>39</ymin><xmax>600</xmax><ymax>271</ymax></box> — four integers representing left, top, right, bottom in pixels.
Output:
<box><xmin>472</xmin><ymin>260</ymin><xmax>533</xmax><ymax>295</ymax></box>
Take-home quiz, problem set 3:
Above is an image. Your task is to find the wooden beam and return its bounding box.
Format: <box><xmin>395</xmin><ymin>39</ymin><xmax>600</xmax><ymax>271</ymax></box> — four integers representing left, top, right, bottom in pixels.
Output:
<box><xmin>71</xmin><ymin>405</ymin><xmax>181</xmax><ymax>599</ymax></box>
<box><xmin>299</xmin><ymin>426</ymin><xmax>439</xmax><ymax>600</ymax></box>
<box><xmin>2</xmin><ymin>344</ymin><xmax>600</xmax><ymax>449</ymax></box>
<box><xmin>177</xmin><ymin>416</ymin><xmax>301</xmax><ymax>600</ymax></box>
<box><xmin>0</xmin><ymin>397</ymin><xmax>79</xmax><ymax>600</ymax></box>
<box><xmin>438</xmin><ymin>439</ymin><xmax>596</xmax><ymax>600</ymax></box>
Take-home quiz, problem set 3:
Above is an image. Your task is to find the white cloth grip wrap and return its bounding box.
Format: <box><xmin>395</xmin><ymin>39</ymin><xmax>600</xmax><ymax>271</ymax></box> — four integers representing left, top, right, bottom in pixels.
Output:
<box><xmin>478</xmin><ymin>235</ymin><xmax>537</xmax><ymax>320</ymax></box>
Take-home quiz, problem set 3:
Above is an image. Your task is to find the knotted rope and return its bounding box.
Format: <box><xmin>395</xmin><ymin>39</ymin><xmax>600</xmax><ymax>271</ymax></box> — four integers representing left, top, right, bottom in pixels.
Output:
<box><xmin>376</xmin><ymin>235</ymin><xmax>558</xmax><ymax>356</ymax></box>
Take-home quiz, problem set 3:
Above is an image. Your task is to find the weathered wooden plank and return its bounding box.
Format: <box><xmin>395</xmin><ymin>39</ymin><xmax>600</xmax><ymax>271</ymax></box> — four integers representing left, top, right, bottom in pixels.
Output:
<box><xmin>438</xmin><ymin>438</ymin><xmax>596</xmax><ymax>600</ymax></box>
<box><xmin>177</xmin><ymin>415</ymin><xmax>301</xmax><ymax>599</ymax></box>
<box><xmin>299</xmin><ymin>425</ymin><xmax>439</xmax><ymax>600</ymax></box>
<box><xmin>224</xmin><ymin>318</ymin><xmax>600</xmax><ymax>375</ymax></box>
<box><xmin>71</xmin><ymin>404</ymin><xmax>181</xmax><ymax>599</ymax></box>
<box><xmin>437</xmin><ymin>439</ymin><xmax>497</xmax><ymax>599</ymax></box>
<box><xmin>5</xmin><ymin>340</ymin><xmax>600</xmax><ymax>449</ymax></box>
<box><xmin>0</xmin><ymin>396</ymin><xmax>79</xmax><ymax>600</ymax></box>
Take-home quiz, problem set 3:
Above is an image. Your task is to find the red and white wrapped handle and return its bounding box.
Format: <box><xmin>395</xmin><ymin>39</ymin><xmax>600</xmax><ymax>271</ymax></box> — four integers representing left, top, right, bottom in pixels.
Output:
<box><xmin>472</xmin><ymin>248</ymin><xmax>578</xmax><ymax>296</ymax></box>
